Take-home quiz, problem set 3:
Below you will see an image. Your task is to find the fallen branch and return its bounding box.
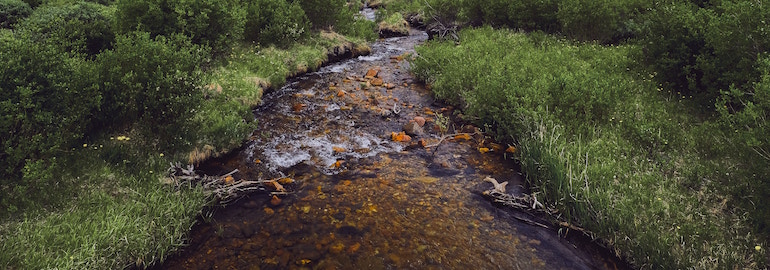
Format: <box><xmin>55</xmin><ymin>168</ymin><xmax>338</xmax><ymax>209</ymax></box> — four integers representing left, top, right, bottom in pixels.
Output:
<box><xmin>167</xmin><ymin>163</ymin><xmax>290</xmax><ymax>204</ymax></box>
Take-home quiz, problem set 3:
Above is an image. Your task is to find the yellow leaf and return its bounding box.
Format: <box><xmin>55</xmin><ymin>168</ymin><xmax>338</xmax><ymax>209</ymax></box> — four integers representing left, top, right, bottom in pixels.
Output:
<box><xmin>478</xmin><ymin>147</ymin><xmax>490</xmax><ymax>154</ymax></box>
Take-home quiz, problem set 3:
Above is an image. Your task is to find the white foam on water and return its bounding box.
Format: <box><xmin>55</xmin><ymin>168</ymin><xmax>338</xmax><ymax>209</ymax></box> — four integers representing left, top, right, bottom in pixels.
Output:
<box><xmin>255</xmin><ymin>130</ymin><xmax>403</xmax><ymax>175</ymax></box>
<box><xmin>357</xmin><ymin>55</ymin><xmax>384</xmax><ymax>62</ymax></box>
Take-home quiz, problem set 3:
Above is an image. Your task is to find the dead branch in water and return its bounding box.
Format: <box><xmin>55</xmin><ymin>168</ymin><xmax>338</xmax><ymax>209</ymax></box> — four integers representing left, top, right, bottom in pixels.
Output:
<box><xmin>167</xmin><ymin>163</ymin><xmax>289</xmax><ymax>204</ymax></box>
<box><xmin>481</xmin><ymin>179</ymin><xmax>598</xmax><ymax>242</ymax></box>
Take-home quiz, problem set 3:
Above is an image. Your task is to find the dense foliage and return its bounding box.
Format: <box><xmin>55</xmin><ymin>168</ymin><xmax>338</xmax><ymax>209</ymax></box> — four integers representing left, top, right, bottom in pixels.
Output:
<box><xmin>0</xmin><ymin>33</ymin><xmax>99</xmax><ymax>212</ymax></box>
<box><xmin>114</xmin><ymin>0</ymin><xmax>244</xmax><ymax>55</ymax></box>
<box><xmin>16</xmin><ymin>1</ymin><xmax>114</xmax><ymax>56</ymax></box>
<box><xmin>0</xmin><ymin>0</ymin><xmax>31</xmax><ymax>28</ymax></box>
<box><xmin>243</xmin><ymin>0</ymin><xmax>310</xmax><ymax>46</ymax></box>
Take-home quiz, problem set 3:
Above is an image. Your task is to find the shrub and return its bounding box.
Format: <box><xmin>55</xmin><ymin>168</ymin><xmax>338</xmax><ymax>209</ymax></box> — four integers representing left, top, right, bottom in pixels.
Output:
<box><xmin>718</xmin><ymin>56</ymin><xmax>770</xmax><ymax>233</ymax></box>
<box><xmin>0</xmin><ymin>33</ymin><xmax>100</xmax><ymax>214</ymax></box>
<box><xmin>557</xmin><ymin>0</ymin><xmax>646</xmax><ymax>43</ymax></box>
<box><xmin>243</xmin><ymin>0</ymin><xmax>310</xmax><ymax>47</ymax></box>
<box><xmin>298</xmin><ymin>0</ymin><xmax>349</xmax><ymax>29</ymax></box>
<box><xmin>639</xmin><ymin>0</ymin><xmax>770</xmax><ymax>108</ymax></box>
<box><xmin>0</xmin><ymin>0</ymin><xmax>31</xmax><ymax>29</ymax></box>
<box><xmin>94</xmin><ymin>32</ymin><xmax>206</xmax><ymax>150</ymax></box>
<box><xmin>114</xmin><ymin>0</ymin><xmax>244</xmax><ymax>55</ymax></box>
<box><xmin>16</xmin><ymin>1</ymin><xmax>114</xmax><ymax>56</ymax></box>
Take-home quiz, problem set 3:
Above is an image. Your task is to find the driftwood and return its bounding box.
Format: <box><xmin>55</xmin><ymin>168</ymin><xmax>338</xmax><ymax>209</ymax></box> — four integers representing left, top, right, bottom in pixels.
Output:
<box><xmin>481</xmin><ymin>177</ymin><xmax>596</xmax><ymax>240</ymax></box>
<box><xmin>167</xmin><ymin>163</ymin><xmax>288</xmax><ymax>204</ymax></box>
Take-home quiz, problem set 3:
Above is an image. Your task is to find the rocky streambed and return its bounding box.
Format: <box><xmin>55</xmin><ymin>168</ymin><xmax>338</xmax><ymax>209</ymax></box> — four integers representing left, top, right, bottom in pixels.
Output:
<box><xmin>156</xmin><ymin>28</ymin><xmax>628</xmax><ymax>270</ymax></box>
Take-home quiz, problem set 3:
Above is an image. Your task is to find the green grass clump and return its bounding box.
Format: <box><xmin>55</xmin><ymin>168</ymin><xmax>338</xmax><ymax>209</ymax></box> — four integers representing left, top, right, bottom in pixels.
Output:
<box><xmin>0</xmin><ymin>145</ymin><xmax>208</xmax><ymax>269</ymax></box>
<box><xmin>411</xmin><ymin>26</ymin><xmax>766</xmax><ymax>268</ymax></box>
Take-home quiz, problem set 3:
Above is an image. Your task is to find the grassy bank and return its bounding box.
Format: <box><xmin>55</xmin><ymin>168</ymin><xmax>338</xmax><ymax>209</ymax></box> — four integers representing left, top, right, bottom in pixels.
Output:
<box><xmin>0</xmin><ymin>31</ymin><xmax>372</xmax><ymax>269</ymax></box>
<box><xmin>0</xmin><ymin>0</ymin><xmax>377</xmax><ymax>268</ymax></box>
<box><xmin>411</xmin><ymin>27</ymin><xmax>766</xmax><ymax>268</ymax></box>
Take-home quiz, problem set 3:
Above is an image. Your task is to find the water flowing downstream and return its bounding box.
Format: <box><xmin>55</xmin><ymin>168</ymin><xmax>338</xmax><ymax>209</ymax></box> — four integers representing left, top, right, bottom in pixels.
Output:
<box><xmin>157</xmin><ymin>29</ymin><xmax>628</xmax><ymax>270</ymax></box>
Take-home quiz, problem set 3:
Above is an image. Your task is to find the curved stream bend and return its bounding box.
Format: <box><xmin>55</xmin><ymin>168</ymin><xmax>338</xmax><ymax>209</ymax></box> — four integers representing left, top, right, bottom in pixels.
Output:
<box><xmin>158</xmin><ymin>29</ymin><xmax>628</xmax><ymax>270</ymax></box>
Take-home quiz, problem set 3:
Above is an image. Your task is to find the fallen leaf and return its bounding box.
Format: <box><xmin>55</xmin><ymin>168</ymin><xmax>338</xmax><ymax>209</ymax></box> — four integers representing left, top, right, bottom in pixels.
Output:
<box><xmin>270</xmin><ymin>195</ymin><xmax>282</xmax><ymax>206</ymax></box>
<box><xmin>333</xmin><ymin>146</ymin><xmax>346</xmax><ymax>153</ymax></box>
<box><xmin>223</xmin><ymin>175</ymin><xmax>234</xmax><ymax>184</ymax></box>
<box><xmin>478</xmin><ymin>147</ymin><xmax>490</xmax><ymax>154</ymax></box>
<box><xmin>506</xmin><ymin>146</ymin><xmax>517</xmax><ymax>153</ymax></box>
<box><xmin>331</xmin><ymin>160</ymin><xmax>344</xmax><ymax>168</ymax></box>
<box><xmin>266</xmin><ymin>180</ymin><xmax>286</xmax><ymax>192</ymax></box>
<box><xmin>453</xmin><ymin>134</ymin><xmax>472</xmax><ymax>141</ymax></box>
<box><xmin>277</xmin><ymin>178</ymin><xmax>295</xmax><ymax>185</ymax></box>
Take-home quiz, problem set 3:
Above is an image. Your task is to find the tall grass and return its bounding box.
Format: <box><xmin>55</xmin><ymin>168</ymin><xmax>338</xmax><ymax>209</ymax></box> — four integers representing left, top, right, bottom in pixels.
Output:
<box><xmin>411</xmin><ymin>26</ymin><xmax>766</xmax><ymax>268</ymax></box>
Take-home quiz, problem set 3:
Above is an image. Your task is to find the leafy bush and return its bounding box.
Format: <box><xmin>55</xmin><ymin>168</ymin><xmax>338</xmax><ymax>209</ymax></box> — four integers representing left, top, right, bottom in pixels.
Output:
<box><xmin>0</xmin><ymin>33</ymin><xmax>100</xmax><ymax>214</ymax></box>
<box><xmin>0</xmin><ymin>0</ymin><xmax>31</xmax><ymax>29</ymax></box>
<box><xmin>16</xmin><ymin>1</ymin><xmax>114</xmax><ymax>56</ymax></box>
<box><xmin>114</xmin><ymin>0</ymin><xmax>244</xmax><ymax>55</ymax></box>
<box><xmin>243</xmin><ymin>0</ymin><xmax>310</xmax><ymax>47</ymax></box>
<box><xmin>557</xmin><ymin>0</ymin><xmax>647</xmax><ymax>43</ymax></box>
<box><xmin>718</xmin><ymin>56</ymin><xmax>770</xmax><ymax>232</ymax></box>
<box><xmin>639</xmin><ymin>0</ymin><xmax>770</xmax><ymax>107</ymax></box>
<box><xmin>94</xmin><ymin>31</ymin><xmax>206</xmax><ymax>150</ymax></box>
<box><xmin>298</xmin><ymin>0</ymin><xmax>349</xmax><ymax>29</ymax></box>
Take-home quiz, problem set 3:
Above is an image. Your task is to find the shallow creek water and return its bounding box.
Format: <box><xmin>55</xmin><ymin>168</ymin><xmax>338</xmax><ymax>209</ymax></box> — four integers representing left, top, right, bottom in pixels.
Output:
<box><xmin>158</xmin><ymin>30</ymin><xmax>627</xmax><ymax>270</ymax></box>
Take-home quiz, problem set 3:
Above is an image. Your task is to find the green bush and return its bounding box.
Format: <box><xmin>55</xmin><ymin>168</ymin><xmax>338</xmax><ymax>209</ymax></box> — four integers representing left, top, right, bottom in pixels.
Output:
<box><xmin>639</xmin><ymin>0</ymin><xmax>770</xmax><ymax>107</ymax></box>
<box><xmin>114</xmin><ymin>0</ymin><xmax>244</xmax><ymax>55</ymax></box>
<box><xmin>243</xmin><ymin>0</ymin><xmax>310</xmax><ymax>47</ymax></box>
<box><xmin>0</xmin><ymin>33</ymin><xmax>100</xmax><ymax>214</ymax></box>
<box><xmin>298</xmin><ymin>0</ymin><xmax>349</xmax><ymax>29</ymax></box>
<box><xmin>16</xmin><ymin>1</ymin><xmax>114</xmax><ymax>56</ymax></box>
<box><xmin>0</xmin><ymin>0</ymin><xmax>31</xmax><ymax>29</ymax></box>
<box><xmin>94</xmin><ymin>32</ymin><xmax>206</xmax><ymax>150</ymax></box>
<box><xmin>718</xmin><ymin>56</ymin><xmax>770</xmax><ymax>232</ymax></box>
<box><xmin>557</xmin><ymin>0</ymin><xmax>646</xmax><ymax>43</ymax></box>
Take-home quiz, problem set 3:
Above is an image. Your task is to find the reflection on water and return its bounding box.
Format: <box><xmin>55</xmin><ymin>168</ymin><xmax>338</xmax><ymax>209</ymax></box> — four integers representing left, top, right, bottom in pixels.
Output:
<box><xmin>158</xmin><ymin>30</ymin><xmax>625</xmax><ymax>270</ymax></box>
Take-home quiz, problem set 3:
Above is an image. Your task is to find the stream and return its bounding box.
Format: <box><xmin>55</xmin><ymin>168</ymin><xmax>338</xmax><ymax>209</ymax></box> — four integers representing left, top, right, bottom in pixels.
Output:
<box><xmin>156</xmin><ymin>28</ymin><xmax>629</xmax><ymax>270</ymax></box>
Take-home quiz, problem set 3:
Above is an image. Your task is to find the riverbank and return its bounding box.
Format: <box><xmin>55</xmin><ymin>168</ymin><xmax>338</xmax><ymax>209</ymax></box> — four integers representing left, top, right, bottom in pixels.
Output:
<box><xmin>411</xmin><ymin>26</ymin><xmax>767</xmax><ymax>269</ymax></box>
<box><xmin>0</xmin><ymin>30</ymin><xmax>372</xmax><ymax>269</ymax></box>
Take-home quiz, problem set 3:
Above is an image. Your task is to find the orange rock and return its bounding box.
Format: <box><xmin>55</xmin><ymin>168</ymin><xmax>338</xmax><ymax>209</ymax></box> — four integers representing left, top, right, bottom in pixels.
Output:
<box><xmin>330</xmin><ymin>160</ymin><xmax>344</xmax><ymax>168</ymax></box>
<box><xmin>371</xmin><ymin>78</ymin><xmax>384</xmax><ymax>86</ymax></box>
<box><xmin>413</xmin><ymin>116</ymin><xmax>426</xmax><ymax>127</ymax></box>
<box><xmin>292</xmin><ymin>103</ymin><xmax>306</xmax><ymax>112</ymax></box>
<box><xmin>254</xmin><ymin>159</ymin><xmax>262</xmax><ymax>164</ymax></box>
<box><xmin>347</xmin><ymin>242</ymin><xmax>361</xmax><ymax>253</ymax></box>
<box><xmin>365</xmin><ymin>68</ymin><xmax>379</xmax><ymax>79</ymax></box>
<box><xmin>270</xmin><ymin>195</ymin><xmax>282</xmax><ymax>206</ymax></box>
<box><xmin>390</xmin><ymin>132</ymin><xmax>411</xmax><ymax>142</ymax></box>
